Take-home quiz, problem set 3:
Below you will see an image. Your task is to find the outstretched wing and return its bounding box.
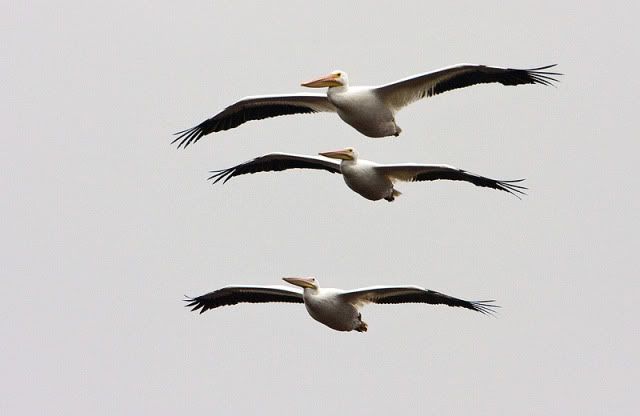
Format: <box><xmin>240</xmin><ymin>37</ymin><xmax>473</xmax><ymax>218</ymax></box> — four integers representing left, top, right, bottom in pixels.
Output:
<box><xmin>185</xmin><ymin>285</ymin><xmax>304</xmax><ymax>314</ymax></box>
<box><xmin>339</xmin><ymin>285</ymin><xmax>498</xmax><ymax>315</ymax></box>
<box><xmin>173</xmin><ymin>93</ymin><xmax>336</xmax><ymax>148</ymax></box>
<box><xmin>209</xmin><ymin>153</ymin><xmax>342</xmax><ymax>184</ymax></box>
<box><xmin>374</xmin><ymin>64</ymin><xmax>560</xmax><ymax>111</ymax></box>
<box><xmin>374</xmin><ymin>163</ymin><xmax>526</xmax><ymax>197</ymax></box>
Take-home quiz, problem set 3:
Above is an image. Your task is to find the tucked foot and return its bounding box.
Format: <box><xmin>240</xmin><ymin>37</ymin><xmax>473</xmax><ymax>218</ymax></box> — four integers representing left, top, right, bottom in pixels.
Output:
<box><xmin>384</xmin><ymin>189</ymin><xmax>401</xmax><ymax>202</ymax></box>
<box><xmin>355</xmin><ymin>321</ymin><xmax>368</xmax><ymax>332</ymax></box>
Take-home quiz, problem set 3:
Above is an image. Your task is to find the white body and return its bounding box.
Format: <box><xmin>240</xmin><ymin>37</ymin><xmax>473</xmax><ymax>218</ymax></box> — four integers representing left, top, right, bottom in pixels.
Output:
<box><xmin>328</xmin><ymin>86</ymin><xmax>400</xmax><ymax>137</ymax></box>
<box><xmin>302</xmin><ymin>287</ymin><xmax>365</xmax><ymax>332</ymax></box>
<box><xmin>339</xmin><ymin>158</ymin><xmax>396</xmax><ymax>201</ymax></box>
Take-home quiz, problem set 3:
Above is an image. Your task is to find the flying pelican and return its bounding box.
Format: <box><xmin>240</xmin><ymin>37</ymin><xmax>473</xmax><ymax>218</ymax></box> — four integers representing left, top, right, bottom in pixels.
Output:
<box><xmin>173</xmin><ymin>63</ymin><xmax>560</xmax><ymax>148</ymax></box>
<box><xmin>208</xmin><ymin>147</ymin><xmax>526</xmax><ymax>201</ymax></box>
<box><xmin>185</xmin><ymin>277</ymin><xmax>498</xmax><ymax>332</ymax></box>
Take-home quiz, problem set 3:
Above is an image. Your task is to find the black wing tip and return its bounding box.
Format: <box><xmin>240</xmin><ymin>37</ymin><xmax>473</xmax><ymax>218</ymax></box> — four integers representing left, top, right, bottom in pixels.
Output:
<box><xmin>184</xmin><ymin>300</ymin><xmax>200</xmax><ymax>310</ymax></box>
<box><xmin>171</xmin><ymin>125</ymin><xmax>206</xmax><ymax>149</ymax></box>
<box><xmin>488</xmin><ymin>64</ymin><xmax>562</xmax><ymax>88</ymax></box>
<box><xmin>207</xmin><ymin>168</ymin><xmax>235</xmax><ymax>184</ymax></box>
<box><xmin>471</xmin><ymin>300</ymin><xmax>501</xmax><ymax>316</ymax></box>
<box><xmin>497</xmin><ymin>178</ymin><xmax>528</xmax><ymax>198</ymax></box>
<box><xmin>460</xmin><ymin>170</ymin><xmax>528</xmax><ymax>198</ymax></box>
<box><xmin>524</xmin><ymin>64</ymin><xmax>563</xmax><ymax>86</ymax></box>
<box><xmin>527</xmin><ymin>64</ymin><xmax>563</xmax><ymax>75</ymax></box>
<box><xmin>526</xmin><ymin>63</ymin><xmax>560</xmax><ymax>71</ymax></box>
<box><xmin>183</xmin><ymin>295</ymin><xmax>209</xmax><ymax>314</ymax></box>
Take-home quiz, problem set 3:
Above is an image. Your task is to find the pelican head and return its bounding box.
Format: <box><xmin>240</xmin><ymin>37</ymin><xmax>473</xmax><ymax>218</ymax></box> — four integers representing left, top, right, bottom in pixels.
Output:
<box><xmin>301</xmin><ymin>70</ymin><xmax>348</xmax><ymax>88</ymax></box>
<box><xmin>318</xmin><ymin>147</ymin><xmax>358</xmax><ymax>161</ymax></box>
<box><xmin>283</xmin><ymin>276</ymin><xmax>319</xmax><ymax>289</ymax></box>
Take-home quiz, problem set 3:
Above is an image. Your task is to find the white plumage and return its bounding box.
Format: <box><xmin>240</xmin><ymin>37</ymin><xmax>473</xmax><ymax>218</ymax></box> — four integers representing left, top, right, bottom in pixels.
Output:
<box><xmin>208</xmin><ymin>147</ymin><xmax>526</xmax><ymax>201</ymax></box>
<box><xmin>186</xmin><ymin>277</ymin><xmax>497</xmax><ymax>332</ymax></box>
<box><xmin>173</xmin><ymin>64</ymin><xmax>560</xmax><ymax>148</ymax></box>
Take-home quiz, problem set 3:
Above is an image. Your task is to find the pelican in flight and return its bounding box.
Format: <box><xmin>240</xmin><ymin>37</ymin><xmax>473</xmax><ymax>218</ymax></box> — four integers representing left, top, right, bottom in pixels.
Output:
<box><xmin>209</xmin><ymin>147</ymin><xmax>526</xmax><ymax>201</ymax></box>
<box><xmin>173</xmin><ymin>63</ymin><xmax>560</xmax><ymax>148</ymax></box>
<box><xmin>185</xmin><ymin>277</ymin><xmax>497</xmax><ymax>332</ymax></box>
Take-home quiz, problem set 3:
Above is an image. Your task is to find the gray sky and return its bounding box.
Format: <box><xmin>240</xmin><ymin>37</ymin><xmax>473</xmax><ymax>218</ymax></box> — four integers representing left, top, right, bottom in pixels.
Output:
<box><xmin>4</xmin><ymin>1</ymin><xmax>639</xmax><ymax>414</ymax></box>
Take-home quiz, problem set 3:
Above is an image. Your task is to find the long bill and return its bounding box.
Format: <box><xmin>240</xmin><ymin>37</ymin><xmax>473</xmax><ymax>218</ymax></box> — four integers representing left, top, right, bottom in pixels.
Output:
<box><xmin>282</xmin><ymin>277</ymin><xmax>316</xmax><ymax>289</ymax></box>
<box><xmin>301</xmin><ymin>73</ymin><xmax>342</xmax><ymax>88</ymax></box>
<box><xmin>318</xmin><ymin>148</ymin><xmax>353</xmax><ymax>160</ymax></box>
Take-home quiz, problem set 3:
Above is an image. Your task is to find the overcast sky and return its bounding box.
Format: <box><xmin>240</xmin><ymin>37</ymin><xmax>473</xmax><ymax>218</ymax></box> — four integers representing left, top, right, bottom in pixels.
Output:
<box><xmin>4</xmin><ymin>1</ymin><xmax>639</xmax><ymax>414</ymax></box>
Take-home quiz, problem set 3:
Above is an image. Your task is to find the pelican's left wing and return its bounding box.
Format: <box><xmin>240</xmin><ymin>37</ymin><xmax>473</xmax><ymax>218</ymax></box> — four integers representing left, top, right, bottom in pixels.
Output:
<box><xmin>209</xmin><ymin>152</ymin><xmax>341</xmax><ymax>184</ymax></box>
<box><xmin>339</xmin><ymin>286</ymin><xmax>497</xmax><ymax>315</ymax></box>
<box><xmin>373</xmin><ymin>64</ymin><xmax>560</xmax><ymax>111</ymax></box>
<box><xmin>374</xmin><ymin>163</ymin><xmax>526</xmax><ymax>197</ymax></box>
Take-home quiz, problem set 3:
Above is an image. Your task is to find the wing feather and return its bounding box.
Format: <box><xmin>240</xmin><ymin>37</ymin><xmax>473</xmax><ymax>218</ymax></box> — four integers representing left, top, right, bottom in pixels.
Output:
<box><xmin>173</xmin><ymin>93</ymin><xmax>336</xmax><ymax>148</ymax></box>
<box><xmin>375</xmin><ymin>164</ymin><xmax>526</xmax><ymax>197</ymax></box>
<box><xmin>339</xmin><ymin>285</ymin><xmax>498</xmax><ymax>315</ymax></box>
<box><xmin>209</xmin><ymin>153</ymin><xmax>341</xmax><ymax>184</ymax></box>
<box><xmin>184</xmin><ymin>285</ymin><xmax>304</xmax><ymax>314</ymax></box>
<box><xmin>374</xmin><ymin>64</ymin><xmax>561</xmax><ymax>111</ymax></box>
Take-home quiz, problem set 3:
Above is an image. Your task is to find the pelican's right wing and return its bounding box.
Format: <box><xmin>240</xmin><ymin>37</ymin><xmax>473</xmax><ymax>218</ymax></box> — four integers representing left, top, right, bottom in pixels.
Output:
<box><xmin>173</xmin><ymin>93</ymin><xmax>337</xmax><ymax>148</ymax></box>
<box><xmin>209</xmin><ymin>153</ymin><xmax>342</xmax><ymax>184</ymax></box>
<box><xmin>185</xmin><ymin>285</ymin><xmax>304</xmax><ymax>314</ymax></box>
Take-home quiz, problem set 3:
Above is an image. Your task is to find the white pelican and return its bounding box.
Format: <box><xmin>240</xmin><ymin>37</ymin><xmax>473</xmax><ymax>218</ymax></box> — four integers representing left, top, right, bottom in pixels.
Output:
<box><xmin>185</xmin><ymin>277</ymin><xmax>498</xmax><ymax>332</ymax></box>
<box><xmin>173</xmin><ymin>64</ymin><xmax>560</xmax><ymax>148</ymax></box>
<box><xmin>208</xmin><ymin>147</ymin><xmax>526</xmax><ymax>201</ymax></box>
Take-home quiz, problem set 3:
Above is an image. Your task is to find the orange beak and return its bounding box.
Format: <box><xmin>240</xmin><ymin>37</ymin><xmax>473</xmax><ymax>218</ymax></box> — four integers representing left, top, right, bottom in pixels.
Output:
<box><xmin>301</xmin><ymin>73</ymin><xmax>342</xmax><ymax>88</ymax></box>
<box><xmin>282</xmin><ymin>277</ymin><xmax>316</xmax><ymax>289</ymax></box>
<box><xmin>319</xmin><ymin>148</ymin><xmax>353</xmax><ymax>160</ymax></box>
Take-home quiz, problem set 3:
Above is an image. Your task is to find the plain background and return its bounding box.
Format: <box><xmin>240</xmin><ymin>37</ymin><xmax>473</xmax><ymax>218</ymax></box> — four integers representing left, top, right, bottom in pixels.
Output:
<box><xmin>4</xmin><ymin>1</ymin><xmax>639</xmax><ymax>414</ymax></box>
